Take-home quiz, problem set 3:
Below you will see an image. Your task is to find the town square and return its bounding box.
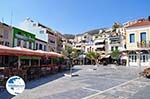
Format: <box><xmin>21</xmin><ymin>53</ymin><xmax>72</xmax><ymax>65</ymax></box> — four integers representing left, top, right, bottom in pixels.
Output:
<box><xmin>0</xmin><ymin>0</ymin><xmax>150</xmax><ymax>99</ymax></box>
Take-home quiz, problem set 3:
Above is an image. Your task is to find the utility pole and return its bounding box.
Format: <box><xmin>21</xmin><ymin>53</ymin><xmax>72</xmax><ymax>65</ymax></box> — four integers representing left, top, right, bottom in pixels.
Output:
<box><xmin>10</xmin><ymin>10</ymin><xmax>13</xmax><ymax>27</ymax></box>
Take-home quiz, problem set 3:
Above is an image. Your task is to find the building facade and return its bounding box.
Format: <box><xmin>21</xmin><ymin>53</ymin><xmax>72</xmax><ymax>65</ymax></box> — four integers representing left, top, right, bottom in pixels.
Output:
<box><xmin>19</xmin><ymin>18</ymin><xmax>57</xmax><ymax>52</ymax></box>
<box><xmin>35</xmin><ymin>38</ymin><xmax>47</xmax><ymax>51</ymax></box>
<box><xmin>0</xmin><ymin>22</ymin><xmax>13</xmax><ymax>47</ymax></box>
<box><xmin>55</xmin><ymin>31</ymin><xmax>63</xmax><ymax>53</ymax></box>
<box><xmin>123</xmin><ymin>21</ymin><xmax>150</xmax><ymax>67</ymax></box>
<box><xmin>13</xmin><ymin>27</ymin><xmax>35</xmax><ymax>50</ymax></box>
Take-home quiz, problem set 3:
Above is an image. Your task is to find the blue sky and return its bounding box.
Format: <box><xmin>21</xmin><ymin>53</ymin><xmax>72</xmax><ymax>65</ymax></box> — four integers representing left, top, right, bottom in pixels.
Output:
<box><xmin>0</xmin><ymin>0</ymin><xmax>149</xmax><ymax>34</ymax></box>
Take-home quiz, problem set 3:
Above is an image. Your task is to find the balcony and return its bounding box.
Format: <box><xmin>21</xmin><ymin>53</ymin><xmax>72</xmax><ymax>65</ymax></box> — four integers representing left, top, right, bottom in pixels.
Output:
<box><xmin>137</xmin><ymin>41</ymin><xmax>150</xmax><ymax>48</ymax></box>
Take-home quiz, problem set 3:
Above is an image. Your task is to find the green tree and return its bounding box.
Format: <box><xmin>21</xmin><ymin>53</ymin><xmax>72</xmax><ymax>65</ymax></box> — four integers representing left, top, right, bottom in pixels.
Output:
<box><xmin>86</xmin><ymin>52</ymin><xmax>99</xmax><ymax>64</ymax></box>
<box><xmin>62</xmin><ymin>46</ymin><xmax>72</xmax><ymax>57</ymax></box>
<box><xmin>71</xmin><ymin>48</ymin><xmax>82</xmax><ymax>59</ymax></box>
<box><xmin>111</xmin><ymin>50</ymin><xmax>120</xmax><ymax>59</ymax></box>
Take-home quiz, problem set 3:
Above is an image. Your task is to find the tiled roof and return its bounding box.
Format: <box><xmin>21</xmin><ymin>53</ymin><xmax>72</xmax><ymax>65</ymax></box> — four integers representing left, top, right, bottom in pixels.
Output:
<box><xmin>127</xmin><ymin>21</ymin><xmax>150</xmax><ymax>28</ymax></box>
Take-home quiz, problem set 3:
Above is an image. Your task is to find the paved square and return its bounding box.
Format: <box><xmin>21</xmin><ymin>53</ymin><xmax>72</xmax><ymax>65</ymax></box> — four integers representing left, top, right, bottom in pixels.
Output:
<box><xmin>0</xmin><ymin>65</ymin><xmax>150</xmax><ymax>99</ymax></box>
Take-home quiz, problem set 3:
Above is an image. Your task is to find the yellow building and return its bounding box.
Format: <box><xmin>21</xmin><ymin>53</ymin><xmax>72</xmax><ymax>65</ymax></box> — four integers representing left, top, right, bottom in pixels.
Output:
<box><xmin>123</xmin><ymin>21</ymin><xmax>150</xmax><ymax>67</ymax></box>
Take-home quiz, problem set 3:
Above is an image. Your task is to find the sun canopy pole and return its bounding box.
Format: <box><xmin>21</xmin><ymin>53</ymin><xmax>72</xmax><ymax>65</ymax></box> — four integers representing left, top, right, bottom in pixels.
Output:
<box><xmin>38</xmin><ymin>58</ymin><xmax>40</xmax><ymax>66</ymax></box>
<box><xmin>29</xmin><ymin>57</ymin><xmax>31</xmax><ymax>67</ymax></box>
<box><xmin>18</xmin><ymin>56</ymin><xmax>21</xmax><ymax>69</ymax></box>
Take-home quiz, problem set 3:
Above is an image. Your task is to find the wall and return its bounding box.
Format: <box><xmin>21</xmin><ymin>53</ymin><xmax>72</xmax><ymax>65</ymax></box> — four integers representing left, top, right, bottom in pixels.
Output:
<box><xmin>0</xmin><ymin>23</ymin><xmax>13</xmax><ymax>47</ymax></box>
<box><xmin>20</xmin><ymin>19</ymin><xmax>48</xmax><ymax>43</ymax></box>
<box><xmin>13</xmin><ymin>27</ymin><xmax>35</xmax><ymax>49</ymax></box>
<box><xmin>126</xmin><ymin>26</ymin><xmax>150</xmax><ymax>50</ymax></box>
<box><xmin>35</xmin><ymin>39</ymin><xmax>47</xmax><ymax>51</ymax></box>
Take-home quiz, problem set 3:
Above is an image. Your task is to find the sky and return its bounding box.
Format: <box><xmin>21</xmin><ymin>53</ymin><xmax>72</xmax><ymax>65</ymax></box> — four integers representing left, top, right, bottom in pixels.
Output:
<box><xmin>0</xmin><ymin>0</ymin><xmax>149</xmax><ymax>34</ymax></box>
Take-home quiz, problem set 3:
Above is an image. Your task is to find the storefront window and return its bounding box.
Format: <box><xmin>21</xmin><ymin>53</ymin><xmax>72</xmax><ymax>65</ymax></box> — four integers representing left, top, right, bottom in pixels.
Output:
<box><xmin>141</xmin><ymin>54</ymin><xmax>148</xmax><ymax>62</ymax></box>
<box><xmin>129</xmin><ymin>54</ymin><xmax>137</xmax><ymax>62</ymax></box>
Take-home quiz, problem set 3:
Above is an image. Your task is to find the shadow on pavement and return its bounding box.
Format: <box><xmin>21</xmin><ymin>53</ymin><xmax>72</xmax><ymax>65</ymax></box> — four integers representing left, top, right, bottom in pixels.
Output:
<box><xmin>0</xmin><ymin>90</ymin><xmax>14</xmax><ymax>99</ymax></box>
<box><xmin>25</xmin><ymin>68</ymin><xmax>80</xmax><ymax>89</ymax></box>
<box><xmin>0</xmin><ymin>68</ymin><xmax>80</xmax><ymax>99</ymax></box>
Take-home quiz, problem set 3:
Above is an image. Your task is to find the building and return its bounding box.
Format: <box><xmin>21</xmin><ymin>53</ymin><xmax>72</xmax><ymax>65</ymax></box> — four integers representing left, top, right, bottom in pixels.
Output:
<box><xmin>74</xmin><ymin>29</ymin><xmax>111</xmax><ymax>55</ymax></box>
<box><xmin>62</xmin><ymin>37</ymin><xmax>72</xmax><ymax>49</ymax></box>
<box><xmin>55</xmin><ymin>31</ymin><xmax>63</xmax><ymax>53</ymax></box>
<box><xmin>0</xmin><ymin>22</ymin><xmax>13</xmax><ymax>47</ymax></box>
<box><xmin>19</xmin><ymin>18</ymin><xmax>57</xmax><ymax>52</ymax></box>
<box><xmin>108</xmin><ymin>32</ymin><xmax>126</xmax><ymax>53</ymax></box>
<box><xmin>94</xmin><ymin>32</ymin><xmax>108</xmax><ymax>54</ymax></box>
<box><xmin>123</xmin><ymin>20</ymin><xmax>150</xmax><ymax>67</ymax></box>
<box><xmin>35</xmin><ymin>38</ymin><xmax>47</xmax><ymax>51</ymax></box>
<box><xmin>74</xmin><ymin>33</ymin><xmax>94</xmax><ymax>52</ymax></box>
<box><xmin>12</xmin><ymin>27</ymin><xmax>35</xmax><ymax>49</ymax></box>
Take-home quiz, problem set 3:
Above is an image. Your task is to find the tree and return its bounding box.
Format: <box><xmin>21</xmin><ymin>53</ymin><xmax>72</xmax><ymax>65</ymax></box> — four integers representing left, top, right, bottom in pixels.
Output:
<box><xmin>111</xmin><ymin>50</ymin><xmax>120</xmax><ymax>60</ymax></box>
<box><xmin>71</xmin><ymin>48</ymin><xmax>82</xmax><ymax>59</ymax></box>
<box><xmin>86</xmin><ymin>52</ymin><xmax>99</xmax><ymax>64</ymax></box>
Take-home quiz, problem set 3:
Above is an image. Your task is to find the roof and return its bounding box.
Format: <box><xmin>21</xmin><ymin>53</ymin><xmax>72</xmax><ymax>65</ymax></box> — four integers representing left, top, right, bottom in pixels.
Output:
<box><xmin>127</xmin><ymin>21</ymin><xmax>150</xmax><ymax>28</ymax></box>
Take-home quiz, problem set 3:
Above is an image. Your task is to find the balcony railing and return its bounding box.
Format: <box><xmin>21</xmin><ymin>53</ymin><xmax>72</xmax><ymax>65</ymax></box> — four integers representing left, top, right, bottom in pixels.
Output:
<box><xmin>137</xmin><ymin>41</ymin><xmax>150</xmax><ymax>48</ymax></box>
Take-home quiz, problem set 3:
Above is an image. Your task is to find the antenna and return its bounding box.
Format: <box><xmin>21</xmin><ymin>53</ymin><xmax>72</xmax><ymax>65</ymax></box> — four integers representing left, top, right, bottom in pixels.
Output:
<box><xmin>10</xmin><ymin>9</ymin><xmax>13</xmax><ymax>27</ymax></box>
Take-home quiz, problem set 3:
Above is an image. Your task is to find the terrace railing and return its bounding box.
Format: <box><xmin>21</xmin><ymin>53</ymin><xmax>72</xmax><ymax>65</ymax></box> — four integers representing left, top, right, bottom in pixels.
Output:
<box><xmin>137</xmin><ymin>41</ymin><xmax>150</xmax><ymax>48</ymax></box>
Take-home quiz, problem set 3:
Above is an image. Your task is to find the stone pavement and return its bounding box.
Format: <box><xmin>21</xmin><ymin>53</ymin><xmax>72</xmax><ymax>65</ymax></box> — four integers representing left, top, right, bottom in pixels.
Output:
<box><xmin>0</xmin><ymin>65</ymin><xmax>150</xmax><ymax>99</ymax></box>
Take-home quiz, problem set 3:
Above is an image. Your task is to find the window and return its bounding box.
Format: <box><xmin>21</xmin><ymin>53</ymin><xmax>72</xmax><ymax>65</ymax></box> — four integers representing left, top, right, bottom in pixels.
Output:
<box><xmin>36</xmin><ymin>43</ymin><xmax>38</xmax><ymax>50</ymax></box>
<box><xmin>17</xmin><ymin>39</ymin><xmax>21</xmax><ymax>46</ymax></box>
<box><xmin>95</xmin><ymin>36</ymin><xmax>98</xmax><ymax>38</ymax></box>
<box><xmin>44</xmin><ymin>45</ymin><xmax>46</xmax><ymax>51</ymax></box>
<box><xmin>129</xmin><ymin>34</ymin><xmax>135</xmax><ymax>43</ymax></box>
<box><xmin>39</xmin><ymin>30</ymin><xmax>44</xmax><ymax>34</ymax></box>
<box><xmin>39</xmin><ymin>44</ymin><xmax>43</xmax><ymax>50</ymax></box>
<box><xmin>124</xmin><ymin>44</ymin><xmax>126</xmax><ymax>49</ymax></box>
<box><xmin>33</xmin><ymin>23</ymin><xmax>36</xmax><ymax>26</ymax></box>
<box><xmin>111</xmin><ymin>47</ymin><xmax>114</xmax><ymax>51</ymax></box>
<box><xmin>140</xmin><ymin>32</ymin><xmax>146</xmax><ymax>42</ymax></box>
<box><xmin>3</xmin><ymin>30</ymin><xmax>9</xmax><ymax>39</ymax></box>
<box><xmin>23</xmin><ymin>41</ymin><xmax>27</xmax><ymax>48</ymax></box>
<box><xmin>141</xmin><ymin>54</ymin><xmax>148</xmax><ymax>62</ymax></box>
<box><xmin>18</xmin><ymin>32</ymin><xmax>21</xmax><ymax>35</ymax></box>
<box><xmin>129</xmin><ymin>55</ymin><xmax>137</xmax><ymax>62</ymax></box>
<box><xmin>29</xmin><ymin>42</ymin><xmax>32</xmax><ymax>49</ymax></box>
<box><xmin>5</xmin><ymin>42</ymin><xmax>9</xmax><ymax>46</ymax></box>
<box><xmin>115</xmin><ymin>46</ymin><xmax>118</xmax><ymax>50</ymax></box>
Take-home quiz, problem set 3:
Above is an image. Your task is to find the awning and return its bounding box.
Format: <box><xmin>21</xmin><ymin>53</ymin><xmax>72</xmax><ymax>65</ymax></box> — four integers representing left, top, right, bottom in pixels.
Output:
<box><xmin>95</xmin><ymin>39</ymin><xmax>105</xmax><ymax>43</ymax></box>
<box><xmin>96</xmin><ymin>45</ymin><xmax>104</xmax><ymax>48</ymax></box>
<box><xmin>0</xmin><ymin>45</ymin><xmax>63</xmax><ymax>58</ymax></box>
<box><xmin>104</xmin><ymin>55</ymin><xmax>110</xmax><ymax>58</ymax></box>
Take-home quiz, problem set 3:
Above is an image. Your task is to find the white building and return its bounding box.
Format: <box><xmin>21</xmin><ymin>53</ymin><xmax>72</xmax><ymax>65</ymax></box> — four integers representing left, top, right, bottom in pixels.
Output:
<box><xmin>35</xmin><ymin>38</ymin><xmax>47</xmax><ymax>51</ymax></box>
<box><xmin>19</xmin><ymin>18</ymin><xmax>57</xmax><ymax>52</ymax></box>
<box><xmin>123</xmin><ymin>21</ymin><xmax>150</xmax><ymax>67</ymax></box>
